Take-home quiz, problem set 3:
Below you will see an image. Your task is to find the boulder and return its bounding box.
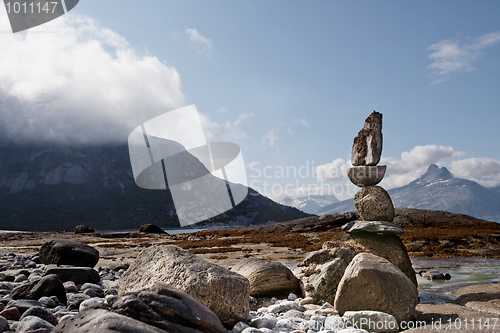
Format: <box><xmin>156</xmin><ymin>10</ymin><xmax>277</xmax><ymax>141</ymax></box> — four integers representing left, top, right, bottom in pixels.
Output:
<box><xmin>0</xmin><ymin>316</ymin><xmax>9</xmax><ymax>332</ymax></box>
<box><xmin>343</xmin><ymin>310</ymin><xmax>399</xmax><ymax>333</ymax></box>
<box><xmin>52</xmin><ymin>309</ymin><xmax>168</xmax><ymax>333</ymax></box>
<box><xmin>112</xmin><ymin>282</ymin><xmax>225</xmax><ymax>333</ymax></box>
<box><xmin>45</xmin><ymin>267</ymin><xmax>100</xmax><ymax>285</ymax></box>
<box><xmin>231</xmin><ymin>258</ymin><xmax>301</xmax><ymax>297</ymax></box>
<box><xmin>139</xmin><ymin>224</ymin><xmax>167</xmax><ymax>234</ymax></box>
<box><xmin>15</xmin><ymin>315</ymin><xmax>54</xmax><ymax>333</ymax></box>
<box><xmin>9</xmin><ymin>274</ymin><xmax>67</xmax><ymax>304</ymax></box>
<box><xmin>74</xmin><ymin>225</ymin><xmax>95</xmax><ymax>234</ymax></box>
<box><xmin>347</xmin><ymin>165</ymin><xmax>386</xmax><ymax>187</ymax></box>
<box><xmin>351</xmin><ymin>111</ymin><xmax>383</xmax><ymax>166</ymax></box>
<box><xmin>293</xmin><ymin>248</ymin><xmax>354</xmax><ymax>304</ymax></box>
<box><xmin>354</xmin><ymin>186</ymin><xmax>394</xmax><ymax>222</ymax></box>
<box><xmin>67</xmin><ymin>293</ymin><xmax>91</xmax><ymax>311</ymax></box>
<box><xmin>323</xmin><ymin>232</ymin><xmax>416</xmax><ymax>286</ymax></box>
<box><xmin>19</xmin><ymin>306</ymin><xmax>58</xmax><ymax>326</ymax></box>
<box><xmin>5</xmin><ymin>300</ymin><xmax>42</xmax><ymax>314</ymax></box>
<box><xmin>0</xmin><ymin>306</ymin><xmax>21</xmax><ymax>320</ymax></box>
<box><xmin>39</xmin><ymin>239</ymin><xmax>99</xmax><ymax>268</ymax></box>
<box><xmin>341</xmin><ymin>220</ymin><xmax>403</xmax><ymax>235</ymax></box>
<box><xmin>117</xmin><ymin>245</ymin><xmax>249</xmax><ymax>327</ymax></box>
<box><xmin>334</xmin><ymin>253</ymin><xmax>418</xmax><ymax>324</ymax></box>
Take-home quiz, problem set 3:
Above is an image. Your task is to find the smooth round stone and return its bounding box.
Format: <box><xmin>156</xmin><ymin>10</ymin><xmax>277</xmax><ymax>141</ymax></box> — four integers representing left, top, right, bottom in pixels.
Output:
<box><xmin>347</xmin><ymin>166</ymin><xmax>386</xmax><ymax>187</ymax></box>
<box><xmin>342</xmin><ymin>221</ymin><xmax>404</xmax><ymax>235</ymax></box>
<box><xmin>354</xmin><ymin>186</ymin><xmax>394</xmax><ymax>222</ymax></box>
<box><xmin>14</xmin><ymin>274</ymin><xmax>28</xmax><ymax>283</ymax></box>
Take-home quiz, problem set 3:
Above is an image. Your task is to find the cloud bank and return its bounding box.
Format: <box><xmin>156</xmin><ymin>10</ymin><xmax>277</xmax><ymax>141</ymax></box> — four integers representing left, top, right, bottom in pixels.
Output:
<box><xmin>0</xmin><ymin>10</ymin><xmax>185</xmax><ymax>145</ymax></box>
<box><xmin>315</xmin><ymin>145</ymin><xmax>500</xmax><ymax>192</ymax></box>
<box><xmin>428</xmin><ymin>31</ymin><xmax>500</xmax><ymax>83</ymax></box>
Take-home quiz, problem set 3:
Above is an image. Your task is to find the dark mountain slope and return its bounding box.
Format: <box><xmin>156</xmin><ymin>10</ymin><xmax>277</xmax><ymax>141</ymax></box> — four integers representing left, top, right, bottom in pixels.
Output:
<box><xmin>0</xmin><ymin>143</ymin><xmax>310</xmax><ymax>231</ymax></box>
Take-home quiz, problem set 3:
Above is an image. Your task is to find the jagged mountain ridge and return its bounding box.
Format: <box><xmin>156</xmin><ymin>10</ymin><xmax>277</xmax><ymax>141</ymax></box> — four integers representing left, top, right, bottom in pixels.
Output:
<box><xmin>280</xmin><ymin>194</ymin><xmax>339</xmax><ymax>214</ymax></box>
<box><xmin>0</xmin><ymin>143</ymin><xmax>310</xmax><ymax>231</ymax></box>
<box><xmin>317</xmin><ymin>164</ymin><xmax>500</xmax><ymax>221</ymax></box>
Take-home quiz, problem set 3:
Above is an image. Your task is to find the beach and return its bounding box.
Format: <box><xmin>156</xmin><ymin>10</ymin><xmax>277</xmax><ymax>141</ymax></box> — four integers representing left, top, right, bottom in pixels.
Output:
<box><xmin>1</xmin><ymin>209</ymin><xmax>499</xmax><ymax>332</ymax></box>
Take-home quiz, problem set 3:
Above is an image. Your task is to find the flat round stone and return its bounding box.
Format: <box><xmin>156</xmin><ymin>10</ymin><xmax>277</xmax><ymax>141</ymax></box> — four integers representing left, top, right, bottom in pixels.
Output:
<box><xmin>347</xmin><ymin>165</ymin><xmax>386</xmax><ymax>187</ymax></box>
<box><xmin>341</xmin><ymin>220</ymin><xmax>404</xmax><ymax>235</ymax></box>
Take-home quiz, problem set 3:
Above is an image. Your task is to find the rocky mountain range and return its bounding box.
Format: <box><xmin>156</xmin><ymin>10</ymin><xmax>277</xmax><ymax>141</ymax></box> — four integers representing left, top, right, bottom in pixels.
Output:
<box><xmin>0</xmin><ymin>143</ymin><xmax>310</xmax><ymax>231</ymax></box>
<box><xmin>280</xmin><ymin>194</ymin><xmax>339</xmax><ymax>214</ymax></box>
<box><xmin>317</xmin><ymin>164</ymin><xmax>500</xmax><ymax>222</ymax></box>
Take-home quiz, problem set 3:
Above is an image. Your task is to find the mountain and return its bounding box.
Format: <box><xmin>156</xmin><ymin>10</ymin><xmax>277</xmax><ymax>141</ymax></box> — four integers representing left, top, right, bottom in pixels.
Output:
<box><xmin>280</xmin><ymin>194</ymin><xmax>339</xmax><ymax>214</ymax></box>
<box><xmin>317</xmin><ymin>164</ymin><xmax>500</xmax><ymax>221</ymax></box>
<box><xmin>0</xmin><ymin>143</ymin><xmax>311</xmax><ymax>231</ymax></box>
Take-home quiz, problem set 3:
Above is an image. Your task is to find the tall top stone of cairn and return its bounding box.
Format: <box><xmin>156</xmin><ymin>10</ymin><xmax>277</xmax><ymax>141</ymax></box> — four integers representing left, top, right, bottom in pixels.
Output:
<box><xmin>351</xmin><ymin>111</ymin><xmax>383</xmax><ymax>166</ymax></box>
<box><xmin>345</xmin><ymin>111</ymin><xmax>401</xmax><ymax>234</ymax></box>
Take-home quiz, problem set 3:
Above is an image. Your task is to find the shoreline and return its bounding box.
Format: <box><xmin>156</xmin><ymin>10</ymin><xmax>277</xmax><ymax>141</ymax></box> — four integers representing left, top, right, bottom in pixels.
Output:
<box><xmin>1</xmin><ymin>211</ymin><xmax>499</xmax><ymax>332</ymax></box>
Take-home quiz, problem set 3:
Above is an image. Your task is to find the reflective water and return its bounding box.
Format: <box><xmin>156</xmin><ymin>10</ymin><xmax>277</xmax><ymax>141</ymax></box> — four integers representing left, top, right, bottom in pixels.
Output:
<box><xmin>412</xmin><ymin>257</ymin><xmax>500</xmax><ymax>304</ymax></box>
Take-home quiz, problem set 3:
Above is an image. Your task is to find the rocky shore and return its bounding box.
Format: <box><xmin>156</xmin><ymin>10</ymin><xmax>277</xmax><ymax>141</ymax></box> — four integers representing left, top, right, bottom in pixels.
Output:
<box><xmin>0</xmin><ymin>208</ymin><xmax>499</xmax><ymax>332</ymax></box>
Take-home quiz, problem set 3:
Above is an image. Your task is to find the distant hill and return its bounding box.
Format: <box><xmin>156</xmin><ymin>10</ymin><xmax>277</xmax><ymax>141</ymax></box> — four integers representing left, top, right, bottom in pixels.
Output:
<box><xmin>0</xmin><ymin>143</ymin><xmax>310</xmax><ymax>231</ymax></box>
<box><xmin>317</xmin><ymin>164</ymin><xmax>500</xmax><ymax>222</ymax></box>
<box><xmin>280</xmin><ymin>194</ymin><xmax>339</xmax><ymax>214</ymax></box>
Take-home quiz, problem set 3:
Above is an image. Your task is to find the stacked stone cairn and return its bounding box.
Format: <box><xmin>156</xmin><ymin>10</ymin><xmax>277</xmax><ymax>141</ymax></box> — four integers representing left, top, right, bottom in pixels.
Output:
<box><xmin>345</xmin><ymin>111</ymin><xmax>401</xmax><ymax>235</ymax></box>
<box><xmin>333</xmin><ymin>111</ymin><xmax>418</xmax><ymax>324</ymax></box>
<box><xmin>294</xmin><ymin>111</ymin><xmax>418</xmax><ymax>330</ymax></box>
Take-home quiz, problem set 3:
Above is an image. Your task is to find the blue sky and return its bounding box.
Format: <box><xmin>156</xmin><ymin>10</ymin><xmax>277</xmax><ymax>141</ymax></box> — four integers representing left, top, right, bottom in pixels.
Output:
<box><xmin>0</xmin><ymin>1</ymin><xmax>499</xmax><ymax>201</ymax></box>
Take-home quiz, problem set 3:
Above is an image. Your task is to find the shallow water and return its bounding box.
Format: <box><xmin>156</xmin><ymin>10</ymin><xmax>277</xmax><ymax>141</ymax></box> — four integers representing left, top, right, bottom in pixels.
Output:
<box><xmin>411</xmin><ymin>257</ymin><xmax>500</xmax><ymax>304</ymax></box>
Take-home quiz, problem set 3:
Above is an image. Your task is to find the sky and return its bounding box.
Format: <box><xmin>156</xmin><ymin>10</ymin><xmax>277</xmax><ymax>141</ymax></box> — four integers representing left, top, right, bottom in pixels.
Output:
<box><xmin>0</xmin><ymin>0</ymin><xmax>499</xmax><ymax>202</ymax></box>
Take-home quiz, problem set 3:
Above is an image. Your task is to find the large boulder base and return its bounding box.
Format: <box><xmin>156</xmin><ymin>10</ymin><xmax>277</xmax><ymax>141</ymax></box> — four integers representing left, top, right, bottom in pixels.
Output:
<box><xmin>39</xmin><ymin>239</ymin><xmax>99</xmax><ymax>268</ymax></box>
<box><xmin>334</xmin><ymin>253</ymin><xmax>418</xmax><ymax>324</ymax></box>
<box><xmin>231</xmin><ymin>258</ymin><xmax>301</xmax><ymax>298</ymax></box>
<box><xmin>117</xmin><ymin>245</ymin><xmax>249</xmax><ymax>328</ymax></box>
<box><xmin>293</xmin><ymin>248</ymin><xmax>354</xmax><ymax>304</ymax></box>
<box><xmin>323</xmin><ymin>233</ymin><xmax>417</xmax><ymax>286</ymax></box>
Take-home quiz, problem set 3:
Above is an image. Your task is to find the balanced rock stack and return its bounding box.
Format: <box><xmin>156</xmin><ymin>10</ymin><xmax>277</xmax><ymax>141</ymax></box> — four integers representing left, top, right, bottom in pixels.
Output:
<box><xmin>345</xmin><ymin>111</ymin><xmax>400</xmax><ymax>234</ymax></box>
<box><xmin>329</xmin><ymin>111</ymin><xmax>418</xmax><ymax>324</ymax></box>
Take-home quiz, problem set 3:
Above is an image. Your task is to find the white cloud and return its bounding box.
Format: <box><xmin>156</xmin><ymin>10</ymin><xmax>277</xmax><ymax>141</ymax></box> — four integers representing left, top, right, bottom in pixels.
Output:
<box><xmin>185</xmin><ymin>27</ymin><xmax>213</xmax><ymax>49</ymax></box>
<box><xmin>428</xmin><ymin>31</ymin><xmax>500</xmax><ymax>83</ymax></box>
<box><xmin>234</xmin><ymin>112</ymin><xmax>254</xmax><ymax>126</ymax></box>
<box><xmin>199</xmin><ymin>111</ymin><xmax>254</xmax><ymax>141</ymax></box>
<box><xmin>380</xmin><ymin>145</ymin><xmax>465</xmax><ymax>189</ymax></box>
<box><xmin>315</xmin><ymin>158</ymin><xmax>351</xmax><ymax>181</ymax></box>
<box><xmin>294</xmin><ymin>116</ymin><xmax>309</xmax><ymax>128</ymax></box>
<box><xmin>0</xmin><ymin>11</ymin><xmax>184</xmax><ymax>144</ymax></box>
<box><xmin>450</xmin><ymin>157</ymin><xmax>500</xmax><ymax>187</ymax></box>
<box><xmin>316</xmin><ymin>145</ymin><xmax>466</xmax><ymax>191</ymax></box>
<box><xmin>262</xmin><ymin>129</ymin><xmax>279</xmax><ymax>147</ymax></box>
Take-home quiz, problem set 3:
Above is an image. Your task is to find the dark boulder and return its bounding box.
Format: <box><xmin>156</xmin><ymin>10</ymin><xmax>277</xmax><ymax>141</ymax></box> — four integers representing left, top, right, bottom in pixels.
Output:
<box><xmin>20</xmin><ymin>306</ymin><xmax>58</xmax><ymax>326</ymax></box>
<box><xmin>74</xmin><ymin>225</ymin><xmax>95</xmax><ymax>234</ymax></box>
<box><xmin>139</xmin><ymin>224</ymin><xmax>167</xmax><ymax>234</ymax></box>
<box><xmin>9</xmin><ymin>274</ymin><xmax>67</xmax><ymax>305</ymax></box>
<box><xmin>52</xmin><ymin>309</ymin><xmax>167</xmax><ymax>333</ymax></box>
<box><xmin>45</xmin><ymin>267</ymin><xmax>100</xmax><ymax>285</ymax></box>
<box><xmin>112</xmin><ymin>282</ymin><xmax>226</xmax><ymax>333</ymax></box>
<box><xmin>39</xmin><ymin>239</ymin><xmax>99</xmax><ymax>268</ymax></box>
